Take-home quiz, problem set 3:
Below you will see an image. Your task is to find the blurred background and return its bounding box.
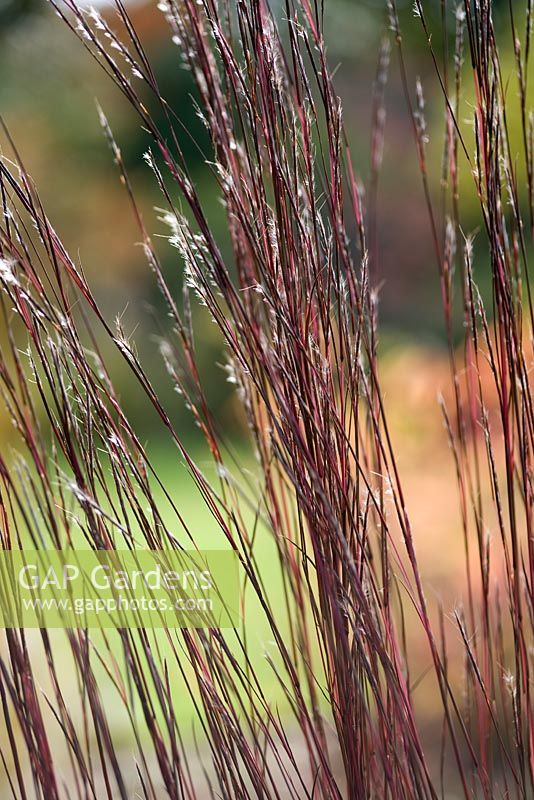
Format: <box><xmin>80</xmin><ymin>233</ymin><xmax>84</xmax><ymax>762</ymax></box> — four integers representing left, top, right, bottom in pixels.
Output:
<box><xmin>0</xmin><ymin>0</ymin><xmax>519</xmax><ymax>436</ymax></box>
<box><xmin>0</xmin><ymin>0</ymin><xmax>526</xmax><ymax>790</ymax></box>
<box><xmin>0</xmin><ymin>0</ymin><xmax>507</xmax><ymax>431</ymax></box>
<box><xmin>0</xmin><ymin>0</ymin><xmax>520</xmax><ymax>647</ymax></box>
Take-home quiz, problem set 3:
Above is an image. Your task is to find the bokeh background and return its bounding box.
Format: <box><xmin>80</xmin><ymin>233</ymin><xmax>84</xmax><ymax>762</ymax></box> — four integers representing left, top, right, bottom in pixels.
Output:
<box><xmin>1</xmin><ymin>0</ymin><xmax>516</xmax><ymax>384</ymax></box>
<box><xmin>0</xmin><ymin>0</ymin><xmax>526</xmax><ymax>791</ymax></box>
